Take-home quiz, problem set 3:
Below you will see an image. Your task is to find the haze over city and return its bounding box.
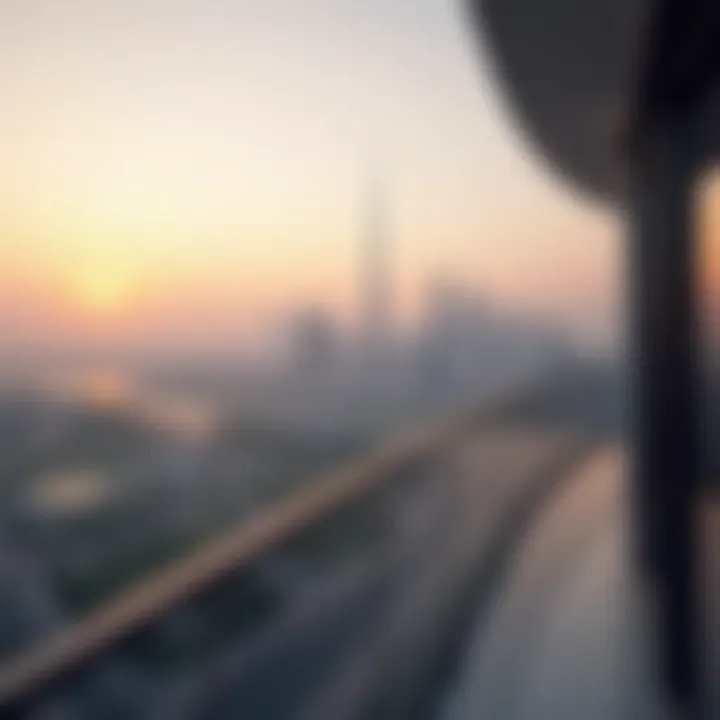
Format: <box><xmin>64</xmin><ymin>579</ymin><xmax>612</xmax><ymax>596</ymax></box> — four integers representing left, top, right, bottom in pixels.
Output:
<box><xmin>3</xmin><ymin>2</ymin><xmax>720</xmax><ymax>718</ymax></box>
<box><xmin>0</xmin><ymin>0</ymin><xmax>628</xmax><ymax>367</ymax></box>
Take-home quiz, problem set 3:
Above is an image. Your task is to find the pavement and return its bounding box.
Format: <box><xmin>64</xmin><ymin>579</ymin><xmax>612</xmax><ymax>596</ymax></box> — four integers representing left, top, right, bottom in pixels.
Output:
<box><xmin>439</xmin><ymin>447</ymin><xmax>673</xmax><ymax>720</ymax></box>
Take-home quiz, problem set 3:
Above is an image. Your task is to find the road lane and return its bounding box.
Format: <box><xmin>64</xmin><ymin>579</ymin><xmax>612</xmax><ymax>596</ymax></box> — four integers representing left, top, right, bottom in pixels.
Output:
<box><xmin>441</xmin><ymin>447</ymin><xmax>666</xmax><ymax>720</ymax></box>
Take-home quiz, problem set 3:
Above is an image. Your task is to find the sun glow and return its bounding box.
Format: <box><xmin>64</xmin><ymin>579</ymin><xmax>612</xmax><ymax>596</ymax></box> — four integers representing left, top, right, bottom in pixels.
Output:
<box><xmin>73</xmin><ymin>268</ymin><xmax>135</xmax><ymax>316</ymax></box>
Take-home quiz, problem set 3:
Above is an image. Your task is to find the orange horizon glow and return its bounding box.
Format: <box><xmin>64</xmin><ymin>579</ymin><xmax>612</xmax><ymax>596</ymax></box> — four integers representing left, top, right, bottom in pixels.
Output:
<box><xmin>701</xmin><ymin>172</ymin><xmax>720</xmax><ymax>320</ymax></box>
<box><xmin>7</xmin><ymin>0</ymin><xmax>707</xmax><ymax>356</ymax></box>
<box><xmin>3</xmin><ymin>165</ymin><xmax>716</xmax><ymax>354</ymax></box>
<box><xmin>72</xmin><ymin>267</ymin><xmax>137</xmax><ymax>316</ymax></box>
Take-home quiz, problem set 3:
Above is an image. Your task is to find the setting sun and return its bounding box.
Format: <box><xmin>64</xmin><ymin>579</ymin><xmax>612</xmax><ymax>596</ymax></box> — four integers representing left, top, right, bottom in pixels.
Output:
<box><xmin>74</xmin><ymin>268</ymin><xmax>135</xmax><ymax>315</ymax></box>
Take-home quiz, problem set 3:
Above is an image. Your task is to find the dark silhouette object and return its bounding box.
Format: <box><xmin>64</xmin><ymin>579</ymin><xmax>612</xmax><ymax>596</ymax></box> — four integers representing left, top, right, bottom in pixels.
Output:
<box><xmin>468</xmin><ymin>0</ymin><xmax>720</xmax><ymax>711</ymax></box>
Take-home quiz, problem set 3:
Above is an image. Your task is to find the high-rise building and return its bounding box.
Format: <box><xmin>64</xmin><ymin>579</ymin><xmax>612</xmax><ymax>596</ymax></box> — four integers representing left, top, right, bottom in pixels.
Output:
<box><xmin>290</xmin><ymin>308</ymin><xmax>340</xmax><ymax>388</ymax></box>
<box><xmin>359</xmin><ymin>173</ymin><xmax>393</xmax><ymax>364</ymax></box>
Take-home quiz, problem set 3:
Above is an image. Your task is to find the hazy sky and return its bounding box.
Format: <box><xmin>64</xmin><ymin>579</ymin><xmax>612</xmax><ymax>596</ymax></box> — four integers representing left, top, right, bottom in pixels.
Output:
<box><xmin>0</xmin><ymin>0</ymin><xmax>623</xmax><ymax>357</ymax></box>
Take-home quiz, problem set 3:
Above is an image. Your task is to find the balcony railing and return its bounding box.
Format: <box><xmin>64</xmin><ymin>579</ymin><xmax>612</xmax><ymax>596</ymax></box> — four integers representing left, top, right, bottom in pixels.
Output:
<box><xmin>0</xmin><ymin>367</ymin><xmax>613</xmax><ymax>719</ymax></box>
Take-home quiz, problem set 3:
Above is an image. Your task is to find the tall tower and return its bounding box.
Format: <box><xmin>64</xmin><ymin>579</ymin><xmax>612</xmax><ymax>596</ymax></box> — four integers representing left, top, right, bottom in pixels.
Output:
<box><xmin>360</xmin><ymin>173</ymin><xmax>393</xmax><ymax>362</ymax></box>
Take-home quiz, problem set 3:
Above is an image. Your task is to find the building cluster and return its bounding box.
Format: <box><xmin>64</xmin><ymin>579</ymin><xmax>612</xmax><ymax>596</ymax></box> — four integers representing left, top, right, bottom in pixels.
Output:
<box><xmin>282</xmin><ymin>182</ymin><xmax>570</xmax><ymax>432</ymax></box>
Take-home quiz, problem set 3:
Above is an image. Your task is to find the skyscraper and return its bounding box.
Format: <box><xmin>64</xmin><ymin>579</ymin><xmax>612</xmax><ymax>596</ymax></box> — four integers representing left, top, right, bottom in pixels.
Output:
<box><xmin>359</xmin><ymin>173</ymin><xmax>393</xmax><ymax>364</ymax></box>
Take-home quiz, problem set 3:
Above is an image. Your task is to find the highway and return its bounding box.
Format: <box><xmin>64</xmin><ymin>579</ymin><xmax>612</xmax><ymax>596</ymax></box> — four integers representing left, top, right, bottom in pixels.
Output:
<box><xmin>163</xmin><ymin>428</ymin><xmax>591</xmax><ymax>719</ymax></box>
<box><xmin>0</xmin><ymin>374</ymin><xmax>613</xmax><ymax>719</ymax></box>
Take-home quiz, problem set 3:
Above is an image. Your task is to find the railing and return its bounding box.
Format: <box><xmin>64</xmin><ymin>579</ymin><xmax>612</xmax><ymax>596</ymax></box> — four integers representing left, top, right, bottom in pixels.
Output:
<box><xmin>0</xmin><ymin>368</ymin><xmax>611</xmax><ymax>718</ymax></box>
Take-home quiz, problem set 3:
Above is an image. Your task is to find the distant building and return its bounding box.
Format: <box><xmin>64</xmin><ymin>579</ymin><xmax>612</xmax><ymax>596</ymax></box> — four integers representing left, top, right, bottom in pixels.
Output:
<box><xmin>417</xmin><ymin>278</ymin><xmax>491</xmax><ymax>397</ymax></box>
<box><xmin>359</xmin><ymin>174</ymin><xmax>394</xmax><ymax>368</ymax></box>
<box><xmin>415</xmin><ymin>275</ymin><xmax>569</xmax><ymax>408</ymax></box>
<box><xmin>289</xmin><ymin>308</ymin><xmax>340</xmax><ymax>389</ymax></box>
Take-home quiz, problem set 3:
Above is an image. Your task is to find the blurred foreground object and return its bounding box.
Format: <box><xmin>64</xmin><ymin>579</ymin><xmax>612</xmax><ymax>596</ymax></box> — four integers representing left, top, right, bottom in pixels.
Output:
<box><xmin>471</xmin><ymin>0</ymin><xmax>720</xmax><ymax>202</ymax></box>
<box><xmin>469</xmin><ymin>0</ymin><xmax>720</xmax><ymax>712</ymax></box>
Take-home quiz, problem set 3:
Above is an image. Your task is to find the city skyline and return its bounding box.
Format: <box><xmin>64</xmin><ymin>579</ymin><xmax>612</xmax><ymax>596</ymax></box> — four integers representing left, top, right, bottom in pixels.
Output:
<box><xmin>4</xmin><ymin>0</ymin><xmax>718</xmax><ymax>361</ymax></box>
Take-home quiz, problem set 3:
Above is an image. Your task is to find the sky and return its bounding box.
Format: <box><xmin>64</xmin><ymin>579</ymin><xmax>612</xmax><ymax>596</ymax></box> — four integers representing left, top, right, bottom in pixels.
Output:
<box><xmin>0</xmin><ymin>0</ymin><xmax>625</xmax><ymax>360</ymax></box>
